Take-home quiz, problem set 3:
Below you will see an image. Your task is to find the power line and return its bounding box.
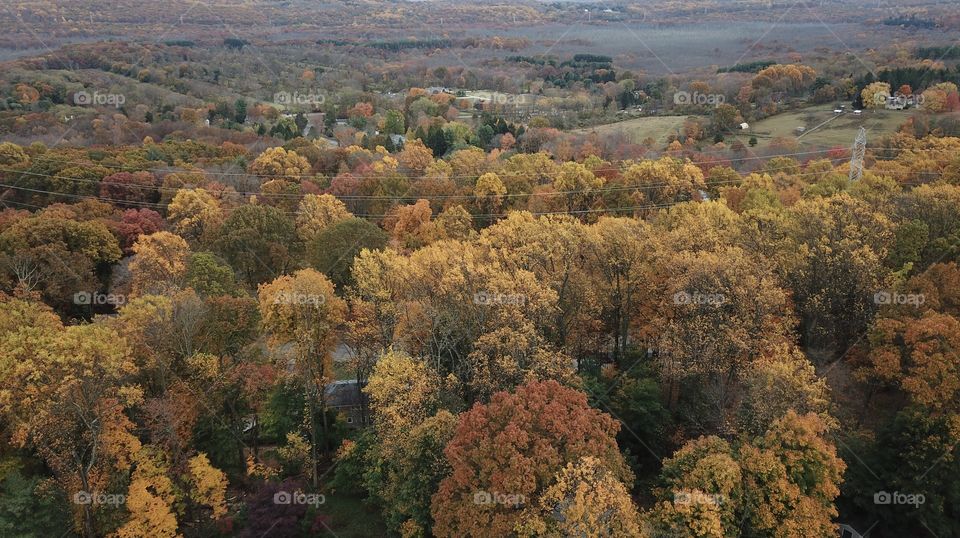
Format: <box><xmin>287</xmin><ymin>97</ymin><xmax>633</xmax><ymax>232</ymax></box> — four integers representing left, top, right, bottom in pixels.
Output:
<box><xmin>1</xmin><ymin>165</ymin><xmax>945</xmax><ymax>221</ymax></box>
<box><xmin>0</xmin><ymin>159</ymin><xmax>850</xmax><ymax>204</ymax></box>
<box><xmin>4</xmin><ymin>144</ymin><xmax>940</xmax><ymax>194</ymax></box>
<box><xmin>9</xmin><ymin>146</ymin><xmax>881</xmax><ymax>181</ymax></box>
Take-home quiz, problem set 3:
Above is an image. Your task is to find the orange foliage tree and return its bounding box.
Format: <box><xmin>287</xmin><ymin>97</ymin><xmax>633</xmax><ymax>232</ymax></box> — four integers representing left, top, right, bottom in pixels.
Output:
<box><xmin>430</xmin><ymin>380</ymin><xmax>632</xmax><ymax>537</ymax></box>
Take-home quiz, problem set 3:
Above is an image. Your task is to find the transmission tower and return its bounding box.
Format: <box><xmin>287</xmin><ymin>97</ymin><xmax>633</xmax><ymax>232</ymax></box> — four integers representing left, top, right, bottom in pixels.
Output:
<box><xmin>849</xmin><ymin>127</ymin><xmax>867</xmax><ymax>181</ymax></box>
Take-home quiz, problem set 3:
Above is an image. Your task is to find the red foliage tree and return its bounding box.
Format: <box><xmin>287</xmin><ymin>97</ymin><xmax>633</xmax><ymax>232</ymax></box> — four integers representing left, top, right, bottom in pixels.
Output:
<box><xmin>430</xmin><ymin>380</ymin><xmax>632</xmax><ymax>538</ymax></box>
<box><xmin>99</xmin><ymin>171</ymin><xmax>160</xmax><ymax>207</ymax></box>
<box><xmin>110</xmin><ymin>208</ymin><xmax>165</xmax><ymax>253</ymax></box>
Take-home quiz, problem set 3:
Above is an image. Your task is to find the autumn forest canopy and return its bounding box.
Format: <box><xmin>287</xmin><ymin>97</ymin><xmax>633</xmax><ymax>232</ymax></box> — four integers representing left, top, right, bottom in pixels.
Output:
<box><xmin>1</xmin><ymin>1</ymin><xmax>960</xmax><ymax>537</ymax></box>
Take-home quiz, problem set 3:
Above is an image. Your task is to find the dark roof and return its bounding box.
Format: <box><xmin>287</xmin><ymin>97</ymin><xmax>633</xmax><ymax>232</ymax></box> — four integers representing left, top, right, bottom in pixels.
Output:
<box><xmin>324</xmin><ymin>380</ymin><xmax>367</xmax><ymax>408</ymax></box>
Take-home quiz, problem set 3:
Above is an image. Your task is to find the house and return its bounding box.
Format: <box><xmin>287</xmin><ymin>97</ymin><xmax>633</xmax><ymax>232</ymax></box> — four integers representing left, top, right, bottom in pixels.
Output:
<box><xmin>795</xmin><ymin>126</ymin><xmax>807</xmax><ymax>134</ymax></box>
<box><xmin>302</xmin><ymin>112</ymin><xmax>325</xmax><ymax>137</ymax></box>
<box><xmin>389</xmin><ymin>134</ymin><xmax>406</xmax><ymax>147</ymax></box>
<box><xmin>885</xmin><ymin>93</ymin><xmax>919</xmax><ymax>110</ymax></box>
<box><xmin>739</xmin><ymin>122</ymin><xmax>750</xmax><ymax>130</ymax></box>
<box><xmin>325</xmin><ymin>380</ymin><xmax>369</xmax><ymax>428</ymax></box>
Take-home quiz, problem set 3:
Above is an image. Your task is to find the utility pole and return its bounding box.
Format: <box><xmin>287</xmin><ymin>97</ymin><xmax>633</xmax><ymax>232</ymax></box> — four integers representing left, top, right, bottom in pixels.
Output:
<box><xmin>849</xmin><ymin>126</ymin><xmax>867</xmax><ymax>181</ymax></box>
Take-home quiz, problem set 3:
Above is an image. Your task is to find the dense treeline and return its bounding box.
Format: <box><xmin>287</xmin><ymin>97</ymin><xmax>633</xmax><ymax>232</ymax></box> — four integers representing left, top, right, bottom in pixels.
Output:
<box><xmin>859</xmin><ymin>66</ymin><xmax>960</xmax><ymax>95</ymax></box>
<box><xmin>716</xmin><ymin>60</ymin><xmax>777</xmax><ymax>74</ymax></box>
<box><xmin>883</xmin><ymin>15</ymin><xmax>937</xmax><ymax>29</ymax></box>
<box><xmin>917</xmin><ymin>45</ymin><xmax>960</xmax><ymax>59</ymax></box>
<box><xmin>1</xmin><ymin>126</ymin><xmax>960</xmax><ymax>536</ymax></box>
<box><xmin>2</xmin><ymin>3</ymin><xmax>960</xmax><ymax>535</ymax></box>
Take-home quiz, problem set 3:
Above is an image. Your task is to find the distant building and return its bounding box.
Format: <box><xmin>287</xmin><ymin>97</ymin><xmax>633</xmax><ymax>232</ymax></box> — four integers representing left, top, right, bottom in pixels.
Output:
<box><xmin>885</xmin><ymin>93</ymin><xmax>919</xmax><ymax>110</ymax></box>
<box><xmin>303</xmin><ymin>112</ymin><xmax>325</xmax><ymax>137</ymax></box>
<box><xmin>325</xmin><ymin>380</ymin><xmax>368</xmax><ymax>428</ymax></box>
<box><xmin>739</xmin><ymin>122</ymin><xmax>750</xmax><ymax>130</ymax></box>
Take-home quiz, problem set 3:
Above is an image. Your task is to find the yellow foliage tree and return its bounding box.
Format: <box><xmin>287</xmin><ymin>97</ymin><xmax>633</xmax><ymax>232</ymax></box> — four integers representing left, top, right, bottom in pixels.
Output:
<box><xmin>167</xmin><ymin>188</ymin><xmax>223</xmax><ymax>241</ymax></box>
<box><xmin>384</xmin><ymin>199</ymin><xmax>435</xmax><ymax>250</ymax></box>
<box><xmin>520</xmin><ymin>456</ymin><xmax>643</xmax><ymax>537</ymax></box>
<box><xmin>862</xmin><ymin>81</ymin><xmax>892</xmax><ymax>109</ymax></box>
<box><xmin>397</xmin><ymin>139</ymin><xmax>434</xmax><ymax>176</ymax></box>
<box><xmin>258</xmin><ymin>269</ymin><xmax>347</xmax><ymax>485</ymax></box>
<box><xmin>129</xmin><ymin>231</ymin><xmax>191</xmax><ymax>297</ymax></box>
<box><xmin>249</xmin><ymin>147</ymin><xmax>311</xmax><ymax>180</ymax></box>
<box><xmin>553</xmin><ymin>161</ymin><xmax>603</xmax><ymax>214</ymax></box>
<box><xmin>115</xmin><ymin>447</ymin><xmax>180</xmax><ymax>538</ymax></box>
<box><xmin>0</xmin><ymin>301</ymin><xmax>141</xmax><ymax>537</ymax></box>
<box><xmin>364</xmin><ymin>350</ymin><xmax>441</xmax><ymax>456</ymax></box>
<box><xmin>474</xmin><ymin>172</ymin><xmax>507</xmax><ymax>217</ymax></box>
<box><xmin>295</xmin><ymin>193</ymin><xmax>352</xmax><ymax>242</ymax></box>
<box><xmin>187</xmin><ymin>452</ymin><xmax>229</xmax><ymax>519</ymax></box>
<box><xmin>621</xmin><ymin>157</ymin><xmax>706</xmax><ymax>208</ymax></box>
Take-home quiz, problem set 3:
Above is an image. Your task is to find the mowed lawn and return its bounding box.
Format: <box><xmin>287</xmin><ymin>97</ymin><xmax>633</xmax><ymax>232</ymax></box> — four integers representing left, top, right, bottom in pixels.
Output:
<box><xmin>738</xmin><ymin>104</ymin><xmax>918</xmax><ymax>150</ymax></box>
<box><xmin>572</xmin><ymin>116</ymin><xmax>688</xmax><ymax>145</ymax></box>
<box><xmin>569</xmin><ymin>105</ymin><xmax>916</xmax><ymax>151</ymax></box>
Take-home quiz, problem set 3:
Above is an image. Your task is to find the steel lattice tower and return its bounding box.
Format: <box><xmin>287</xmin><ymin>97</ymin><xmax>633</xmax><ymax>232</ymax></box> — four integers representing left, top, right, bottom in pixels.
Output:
<box><xmin>849</xmin><ymin>127</ymin><xmax>867</xmax><ymax>182</ymax></box>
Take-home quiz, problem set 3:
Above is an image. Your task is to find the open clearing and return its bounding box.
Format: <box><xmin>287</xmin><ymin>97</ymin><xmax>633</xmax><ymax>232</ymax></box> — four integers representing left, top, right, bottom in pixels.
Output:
<box><xmin>738</xmin><ymin>104</ymin><xmax>919</xmax><ymax>150</ymax></box>
<box><xmin>569</xmin><ymin>104</ymin><xmax>918</xmax><ymax>152</ymax></box>
<box><xmin>572</xmin><ymin>115</ymin><xmax>688</xmax><ymax>145</ymax></box>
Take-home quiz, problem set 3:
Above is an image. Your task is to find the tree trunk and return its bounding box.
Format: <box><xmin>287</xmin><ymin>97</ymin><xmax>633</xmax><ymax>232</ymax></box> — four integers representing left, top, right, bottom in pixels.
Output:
<box><xmin>79</xmin><ymin>470</ymin><xmax>96</xmax><ymax>538</ymax></box>
<box><xmin>309</xmin><ymin>387</ymin><xmax>319</xmax><ymax>489</ymax></box>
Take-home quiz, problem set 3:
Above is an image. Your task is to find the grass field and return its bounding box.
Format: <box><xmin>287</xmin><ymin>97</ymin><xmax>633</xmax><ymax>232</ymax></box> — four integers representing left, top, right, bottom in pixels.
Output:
<box><xmin>571</xmin><ymin>105</ymin><xmax>917</xmax><ymax>151</ymax></box>
<box><xmin>572</xmin><ymin>115</ymin><xmax>688</xmax><ymax>145</ymax></box>
<box><xmin>738</xmin><ymin>104</ymin><xmax>918</xmax><ymax>150</ymax></box>
<box><xmin>320</xmin><ymin>492</ymin><xmax>388</xmax><ymax>537</ymax></box>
